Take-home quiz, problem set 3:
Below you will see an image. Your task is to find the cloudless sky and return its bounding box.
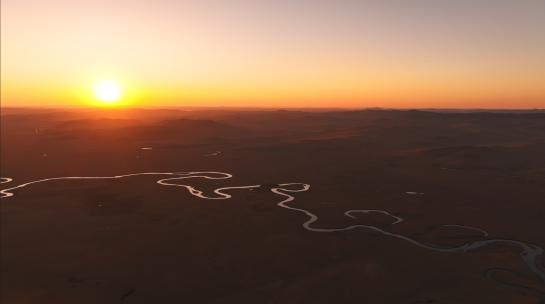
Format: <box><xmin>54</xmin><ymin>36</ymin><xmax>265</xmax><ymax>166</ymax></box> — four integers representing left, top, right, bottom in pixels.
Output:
<box><xmin>1</xmin><ymin>0</ymin><xmax>544</xmax><ymax>108</ymax></box>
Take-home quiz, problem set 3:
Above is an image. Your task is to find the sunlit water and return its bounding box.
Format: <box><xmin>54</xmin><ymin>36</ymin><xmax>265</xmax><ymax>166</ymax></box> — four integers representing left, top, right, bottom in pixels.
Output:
<box><xmin>1</xmin><ymin>172</ymin><xmax>544</xmax><ymax>300</ymax></box>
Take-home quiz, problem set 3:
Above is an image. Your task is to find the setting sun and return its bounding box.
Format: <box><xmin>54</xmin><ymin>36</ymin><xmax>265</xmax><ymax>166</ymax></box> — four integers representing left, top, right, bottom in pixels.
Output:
<box><xmin>93</xmin><ymin>80</ymin><xmax>122</xmax><ymax>105</ymax></box>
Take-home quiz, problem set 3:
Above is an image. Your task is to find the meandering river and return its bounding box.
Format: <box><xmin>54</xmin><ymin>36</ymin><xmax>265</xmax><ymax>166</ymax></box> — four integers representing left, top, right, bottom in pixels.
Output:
<box><xmin>1</xmin><ymin>171</ymin><xmax>544</xmax><ymax>301</ymax></box>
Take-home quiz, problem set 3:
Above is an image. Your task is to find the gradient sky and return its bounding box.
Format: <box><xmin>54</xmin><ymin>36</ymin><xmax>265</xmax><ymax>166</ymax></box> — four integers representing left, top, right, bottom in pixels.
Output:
<box><xmin>1</xmin><ymin>0</ymin><xmax>544</xmax><ymax>108</ymax></box>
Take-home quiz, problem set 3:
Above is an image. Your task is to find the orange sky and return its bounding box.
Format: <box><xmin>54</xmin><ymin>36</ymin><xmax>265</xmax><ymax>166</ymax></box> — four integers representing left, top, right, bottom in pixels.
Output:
<box><xmin>1</xmin><ymin>0</ymin><xmax>544</xmax><ymax>109</ymax></box>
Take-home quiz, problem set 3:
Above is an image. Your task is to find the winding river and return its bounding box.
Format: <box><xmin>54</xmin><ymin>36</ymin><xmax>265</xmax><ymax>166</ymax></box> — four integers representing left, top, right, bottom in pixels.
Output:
<box><xmin>1</xmin><ymin>171</ymin><xmax>544</xmax><ymax>301</ymax></box>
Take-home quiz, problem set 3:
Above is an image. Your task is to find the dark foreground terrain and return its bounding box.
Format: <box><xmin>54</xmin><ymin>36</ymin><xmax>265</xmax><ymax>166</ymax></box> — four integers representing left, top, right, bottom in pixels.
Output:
<box><xmin>1</xmin><ymin>108</ymin><xmax>545</xmax><ymax>303</ymax></box>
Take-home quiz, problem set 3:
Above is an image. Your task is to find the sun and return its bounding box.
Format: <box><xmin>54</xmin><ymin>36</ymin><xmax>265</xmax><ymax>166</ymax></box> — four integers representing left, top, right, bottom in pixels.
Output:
<box><xmin>93</xmin><ymin>80</ymin><xmax>122</xmax><ymax>105</ymax></box>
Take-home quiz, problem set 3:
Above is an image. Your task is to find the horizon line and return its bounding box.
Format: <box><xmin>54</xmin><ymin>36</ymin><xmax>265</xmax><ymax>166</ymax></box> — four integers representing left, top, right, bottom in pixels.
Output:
<box><xmin>1</xmin><ymin>105</ymin><xmax>544</xmax><ymax>112</ymax></box>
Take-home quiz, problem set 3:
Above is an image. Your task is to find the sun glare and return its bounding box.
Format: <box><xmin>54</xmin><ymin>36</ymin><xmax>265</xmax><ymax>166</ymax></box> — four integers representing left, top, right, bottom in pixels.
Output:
<box><xmin>93</xmin><ymin>80</ymin><xmax>122</xmax><ymax>105</ymax></box>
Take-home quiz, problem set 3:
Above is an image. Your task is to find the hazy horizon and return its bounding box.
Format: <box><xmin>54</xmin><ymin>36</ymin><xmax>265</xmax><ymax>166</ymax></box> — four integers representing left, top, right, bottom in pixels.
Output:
<box><xmin>2</xmin><ymin>105</ymin><xmax>545</xmax><ymax>111</ymax></box>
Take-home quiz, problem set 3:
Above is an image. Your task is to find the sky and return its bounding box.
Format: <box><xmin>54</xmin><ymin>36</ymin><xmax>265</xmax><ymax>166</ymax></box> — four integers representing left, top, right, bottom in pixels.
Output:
<box><xmin>1</xmin><ymin>0</ymin><xmax>544</xmax><ymax>108</ymax></box>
